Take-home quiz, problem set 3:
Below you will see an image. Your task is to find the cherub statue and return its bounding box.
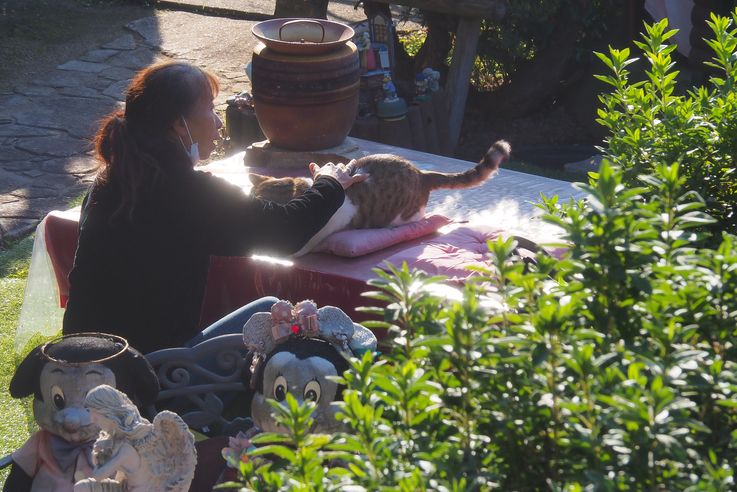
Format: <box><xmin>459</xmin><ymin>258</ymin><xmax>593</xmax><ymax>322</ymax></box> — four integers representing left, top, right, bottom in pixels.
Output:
<box><xmin>73</xmin><ymin>385</ymin><xmax>197</xmax><ymax>492</ymax></box>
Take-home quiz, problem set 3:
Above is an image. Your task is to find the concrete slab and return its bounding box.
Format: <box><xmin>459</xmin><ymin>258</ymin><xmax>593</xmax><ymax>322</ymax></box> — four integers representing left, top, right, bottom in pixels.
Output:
<box><xmin>106</xmin><ymin>47</ymin><xmax>158</xmax><ymax>71</ymax></box>
<box><xmin>0</xmin><ymin>144</ymin><xmax>39</xmax><ymax>163</ymax></box>
<box><xmin>0</xmin><ymin>94</ymin><xmax>34</xmax><ymax>120</ymax></box>
<box><xmin>0</xmin><ymin>167</ymin><xmax>35</xmax><ymax>194</ymax></box>
<box><xmin>80</xmin><ymin>49</ymin><xmax>120</xmax><ymax>63</ymax></box>
<box><xmin>31</xmin><ymin>70</ymin><xmax>112</xmax><ymax>91</ymax></box>
<box><xmin>13</xmin><ymin>85</ymin><xmax>58</xmax><ymax>97</ymax></box>
<box><xmin>15</xmin><ymin>135</ymin><xmax>91</xmax><ymax>158</ymax></box>
<box><xmin>0</xmin><ymin>124</ymin><xmax>55</xmax><ymax>138</ymax></box>
<box><xmin>2</xmin><ymin>161</ymin><xmax>42</xmax><ymax>173</ymax></box>
<box><xmin>13</xmin><ymin>95</ymin><xmax>116</xmax><ymax>139</ymax></box>
<box><xmin>57</xmin><ymin>60</ymin><xmax>110</xmax><ymax>73</ymax></box>
<box><xmin>41</xmin><ymin>156</ymin><xmax>98</xmax><ymax>175</ymax></box>
<box><xmin>102</xmin><ymin>79</ymin><xmax>130</xmax><ymax>100</ymax></box>
<box><xmin>102</xmin><ymin>34</ymin><xmax>137</xmax><ymax>51</ymax></box>
<box><xmin>99</xmin><ymin>66</ymin><xmax>137</xmax><ymax>82</ymax></box>
<box><xmin>59</xmin><ymin>86</ymin><xmax>106</xmax><ymax>98</ymax></box>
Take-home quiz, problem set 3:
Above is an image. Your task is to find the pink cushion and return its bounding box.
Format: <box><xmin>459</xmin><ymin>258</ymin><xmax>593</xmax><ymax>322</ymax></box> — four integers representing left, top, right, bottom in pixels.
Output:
<box><xmin>312</xmin><ymin>215</ymin><xmax>452</xmax><ymax>257</ymax></box>
<box><xmin>378</xmin><ymin>226</ymin><xmax>506</xmax><ymax>282</ymax></box>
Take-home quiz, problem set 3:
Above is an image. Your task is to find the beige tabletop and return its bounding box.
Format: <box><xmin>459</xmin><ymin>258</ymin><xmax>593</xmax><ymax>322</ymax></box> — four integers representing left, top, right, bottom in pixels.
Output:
<box><xmin>201</xmin><ymin>137</ymin><xmax>586</xmax><ymax>242</ymax></box>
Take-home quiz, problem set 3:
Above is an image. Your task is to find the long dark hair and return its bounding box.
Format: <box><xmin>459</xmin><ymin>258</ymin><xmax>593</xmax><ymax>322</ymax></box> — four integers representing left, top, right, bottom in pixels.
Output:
<box><xmin>93</xmin><ymin>61</ymin><xmax>219</xmax><ymax>218</ymax></box>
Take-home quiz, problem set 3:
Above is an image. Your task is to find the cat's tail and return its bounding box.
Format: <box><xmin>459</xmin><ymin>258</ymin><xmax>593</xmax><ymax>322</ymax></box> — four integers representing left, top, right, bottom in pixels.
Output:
<box><xmin>421</xmin><ymin>140</ymin><xmax>510</xmax><ymax>190</ymax></box>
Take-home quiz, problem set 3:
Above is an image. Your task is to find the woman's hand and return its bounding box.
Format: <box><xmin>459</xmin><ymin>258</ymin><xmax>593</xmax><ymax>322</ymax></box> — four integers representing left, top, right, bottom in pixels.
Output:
<box><xmin>309</xmin><ymin>160</ymin><xmax>367</xmax><ymax>190</ymax></box>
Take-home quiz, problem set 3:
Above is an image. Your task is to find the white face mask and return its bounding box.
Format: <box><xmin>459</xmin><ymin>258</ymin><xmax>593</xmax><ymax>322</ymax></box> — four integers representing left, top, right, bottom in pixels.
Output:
<box><xmin>178</xmin><ymin>117</ymin><xmax>200</xmax><ymax>164</ymax></box>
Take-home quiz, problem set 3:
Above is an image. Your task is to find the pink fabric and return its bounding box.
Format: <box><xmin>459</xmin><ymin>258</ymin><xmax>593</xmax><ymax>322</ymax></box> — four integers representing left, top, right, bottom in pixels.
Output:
<box><xmin>12</xmin><ymin>430</ymin><xmax>94</xmax><ymax>492</ymax></box>
<box><xmin>312</xmin><ymin>214</ymin><xmax>452</xmax><ymax>257</ymax></box>
<box><xmin>378</xmin><ymin>226</ymin><xmax>507</xmax><ymax>282</ymax></box>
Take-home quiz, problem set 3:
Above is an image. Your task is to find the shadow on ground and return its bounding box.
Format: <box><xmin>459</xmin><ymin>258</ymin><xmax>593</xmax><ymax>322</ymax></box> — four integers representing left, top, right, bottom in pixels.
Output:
<box><xmin>0</xmin><ymin>0</ymin><xmax>160</xmax><ymax>244</ymax></box>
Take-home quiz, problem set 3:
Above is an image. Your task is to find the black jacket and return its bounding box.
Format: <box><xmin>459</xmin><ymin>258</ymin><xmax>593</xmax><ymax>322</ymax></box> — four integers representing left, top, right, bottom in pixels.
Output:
<box><xmin>62</xmin><ymin>156</ymin><xmax>344</xmax><ymax>354</ymax></box>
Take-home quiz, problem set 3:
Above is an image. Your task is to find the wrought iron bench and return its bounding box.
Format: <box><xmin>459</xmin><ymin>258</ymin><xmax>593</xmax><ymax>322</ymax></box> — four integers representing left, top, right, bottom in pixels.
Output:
<box><xmin>145</xmin><ymin>333</ymin><xmax>253</xmax><ymax>437</ymax></box>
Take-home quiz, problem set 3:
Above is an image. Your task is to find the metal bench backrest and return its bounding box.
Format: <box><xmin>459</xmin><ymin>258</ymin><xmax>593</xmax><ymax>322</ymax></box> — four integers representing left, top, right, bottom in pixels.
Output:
<box><xmin>144</xmin><ymin>333</ymin><xmax>252</xmax><ymax>435</ymax></box>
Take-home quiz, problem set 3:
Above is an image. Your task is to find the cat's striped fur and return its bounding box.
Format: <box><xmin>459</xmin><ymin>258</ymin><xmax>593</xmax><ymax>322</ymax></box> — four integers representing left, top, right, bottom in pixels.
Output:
<box><xmin>249</xmin><ymin>140</ymin><xmax>511</xmax><ymax>256</ymax></box>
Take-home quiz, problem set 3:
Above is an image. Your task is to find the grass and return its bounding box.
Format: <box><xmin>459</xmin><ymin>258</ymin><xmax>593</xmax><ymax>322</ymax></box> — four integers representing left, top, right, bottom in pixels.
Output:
<box><xmin>0</xmin><ymin>234</ymin><xmax>37</xmax><ymax>485</ymax></box>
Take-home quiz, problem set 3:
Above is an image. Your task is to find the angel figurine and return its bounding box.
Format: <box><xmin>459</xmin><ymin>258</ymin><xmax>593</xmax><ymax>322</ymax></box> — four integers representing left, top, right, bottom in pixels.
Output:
<box><xmin>74</xmin><ymin>385</ymin><xmax>197</xmax><ymax>492</ymax></box>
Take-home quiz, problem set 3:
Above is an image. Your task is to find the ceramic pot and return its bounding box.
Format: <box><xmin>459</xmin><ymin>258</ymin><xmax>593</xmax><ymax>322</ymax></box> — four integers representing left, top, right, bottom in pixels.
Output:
<box><xmin>250</xmin><ymin>19</ymin><xmax>359</xmax><ymax>151</ymax></box>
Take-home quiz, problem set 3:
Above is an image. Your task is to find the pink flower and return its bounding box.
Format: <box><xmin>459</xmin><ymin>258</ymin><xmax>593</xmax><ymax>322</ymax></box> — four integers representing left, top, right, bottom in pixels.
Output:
<box><xmin>222</xmin><ymin>431</ymin><xmax>256</xmax><ymax>469</ymax></box>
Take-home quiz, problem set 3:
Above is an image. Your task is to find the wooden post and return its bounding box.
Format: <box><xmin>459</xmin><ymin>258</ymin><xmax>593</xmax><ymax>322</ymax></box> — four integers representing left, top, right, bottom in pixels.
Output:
<box><xmin>378</xmin><ymin>116</ymin><xmax>413</xmax><ymax>149</ymax></box>
<box><xmin>417</xmin><ymin>98</ymin><xmax>439</xmax><ymax>154</ymax></box>
<box><xmin>350</xmin><ymin>115</ymin><xmax>381</xmax><ymax>143</ymax></box>
<box><xmin>444</xmin><ymin>16</ymin><xmax>482</xmax><ymax>152</ymax></box>
<box><xmin>431</xmin><ymin>90</ymin><xmax>451</xmax><ymax>155</ymax></box>
<box><xmin>406</xmin><ymin>104</ymin><xmax>427</xmax><ymax>151</ymax></box>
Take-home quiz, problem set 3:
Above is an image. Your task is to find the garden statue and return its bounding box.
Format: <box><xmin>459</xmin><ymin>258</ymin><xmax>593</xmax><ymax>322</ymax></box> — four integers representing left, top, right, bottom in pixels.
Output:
<box><xmin>355</xmin><ymin>31</ymin><xmax>376</xmax><ymax>71</ymax></box>
<box><xmin>242</xmin><ymin>299</ymin><xmax>377</xmax><ymax>434</ymax></box>
<box><xmin>382</xmin><ymin>72</ymin><xmax>398</xmax><ymax>101</ymax></box>
<box><xmin>73</xmin><ymin>385</ymin><xmax>197</xmax><ymax>492</ymax></box>
<box><xmin>3</xmin><ymin>333</ymin><xmax>159</xmax><ymax>492</ymax></box>
<box><xmin>377</xmin><ymin>72</ymin><xmax>407</xmax><ymax>119</ymax></box>
<box><xmin>414</xmin><ymin>72</ymin><xmax>430</xmax><ymax>101</ymax></box>
<box><xmin>355</xmin><ymin>30</ymin><xmax>371</xmax><ymax>51</ymax></box>
<box><xmin>422</xmin><ymin>67</ymin><xmax>441</xmax><ymax>92</ymax></box>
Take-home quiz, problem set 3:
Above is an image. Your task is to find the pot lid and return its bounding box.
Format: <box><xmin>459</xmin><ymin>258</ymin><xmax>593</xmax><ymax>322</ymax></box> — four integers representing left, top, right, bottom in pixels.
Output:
<box><xmin>252</xmin><ymin>18</ymin><xmax>355</xmax><ymax>55</ymax></box>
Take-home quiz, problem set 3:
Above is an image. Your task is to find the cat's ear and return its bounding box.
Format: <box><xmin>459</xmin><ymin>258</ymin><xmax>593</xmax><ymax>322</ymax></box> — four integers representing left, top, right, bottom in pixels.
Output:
<box><xmin>249</xmin><ymin>173</ymin><xmax>270</xmax><ymax>186</ymax></box>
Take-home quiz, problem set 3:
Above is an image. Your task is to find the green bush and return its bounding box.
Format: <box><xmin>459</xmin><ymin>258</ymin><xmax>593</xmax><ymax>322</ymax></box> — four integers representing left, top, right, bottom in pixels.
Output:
<box><xmin>596</xmin><ymin>13</ymin><xmax>737</xmax><ymax>239</ymax></box>
<box><xmin>219</xmin><ymin>159</ymin><xmax>737</xmax><ymax>490</ymax></box>
<box><xmin>216</xmin><ymin>14</ymin><xmax>737</xmax><ymax>491</ymax></box>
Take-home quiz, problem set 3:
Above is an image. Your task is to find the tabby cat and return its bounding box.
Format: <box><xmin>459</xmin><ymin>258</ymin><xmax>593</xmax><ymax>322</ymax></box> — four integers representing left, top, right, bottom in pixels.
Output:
<box><xmin>250</xmin><ymin>140</ymin><xmax>511</xmax><ymax>256</ymax></box>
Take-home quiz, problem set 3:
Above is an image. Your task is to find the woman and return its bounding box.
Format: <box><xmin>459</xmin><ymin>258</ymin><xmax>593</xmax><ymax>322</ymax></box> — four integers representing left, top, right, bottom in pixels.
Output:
<box><xmin>62</xmin><ymin>61</ymin><xmax>362</xmax><ymax>354</ymax></box>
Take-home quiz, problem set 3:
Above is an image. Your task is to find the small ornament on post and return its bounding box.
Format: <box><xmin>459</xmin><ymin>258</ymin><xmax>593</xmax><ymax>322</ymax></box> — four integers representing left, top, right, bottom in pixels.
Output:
<box><xmin>423</xmin><ymin>67</ymin><xmax>441</xmax><ymax>93</ymax></box>
<box><xmin>376</xmin><ymin>71</ymin><xmax>407</xmax><ymax>120</ymax></box>
<box><xmin>355</xmin><ymin>31</ymin><xmax>375</xmax><ymax>72</ymax></box>
<box><xmin>413</xmin><ymin>68</ymin><xmax>441</xmax><ymax>103</ymax></box>
<box><xmin>414</xmin><ymin>72</ymin><xmax>430</xmax><ymax>102</ymax></box>
<box><xmin>368</xmin><ymin>10</ymin><xmax>394</xmax><ymax>70</ymax></box>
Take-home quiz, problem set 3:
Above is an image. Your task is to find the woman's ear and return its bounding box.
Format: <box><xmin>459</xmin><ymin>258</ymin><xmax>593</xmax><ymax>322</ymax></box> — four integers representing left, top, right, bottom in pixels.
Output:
<box><xmin>9</xmin><ymin>346</ymin><xmax>45</xmax><ymax>399</ymax></box>
<box><xmin>171</xmin><ymin>116</ymin><xmax>189</xmax><ymax>142</ymax></box>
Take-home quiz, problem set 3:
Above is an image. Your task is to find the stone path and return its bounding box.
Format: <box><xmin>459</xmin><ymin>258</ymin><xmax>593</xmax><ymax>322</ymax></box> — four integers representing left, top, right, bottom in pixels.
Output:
<box><xmin>0</xmin><ymin>2</ymin><xmax>370</xmax><ymax>248</ymax></box>
<box><xmin>0</xmin><ymin>31</ymin><xmax>148</xmax><ymax>244</ymax></box>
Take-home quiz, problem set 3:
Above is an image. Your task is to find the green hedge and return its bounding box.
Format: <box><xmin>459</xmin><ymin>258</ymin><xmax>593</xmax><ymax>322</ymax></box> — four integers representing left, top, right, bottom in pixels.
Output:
<box><xmin>596</xmin><ymin>14</ymin><xmax>737</xmax><ymax>240</ymax></box>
